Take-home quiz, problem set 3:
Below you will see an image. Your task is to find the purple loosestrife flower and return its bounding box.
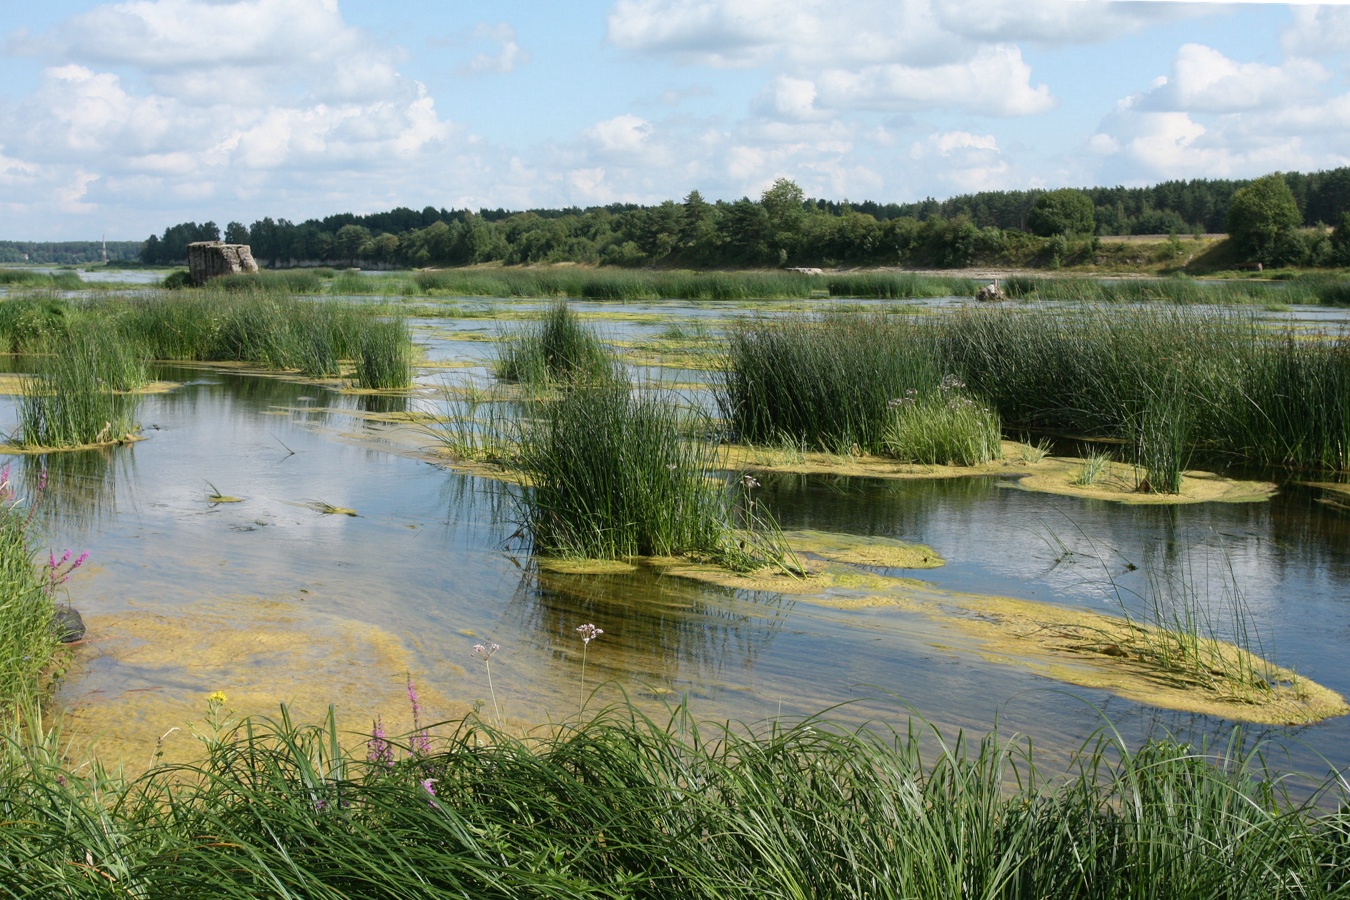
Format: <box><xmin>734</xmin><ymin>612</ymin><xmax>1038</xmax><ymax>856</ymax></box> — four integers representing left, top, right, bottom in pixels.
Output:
<box><xmin>367</xmin><ymin>716</ymin><xmax>393</xmax><ymax>767</ymax></box>
<box><xmin>407</xmin><ymin>676</ymin><xmax>431</xmax><ymax>756</ymax></box>
<box><xmin>421</xmin><ymin>777</ymin><xmax>439</xmax><ymax>808</ymax></box>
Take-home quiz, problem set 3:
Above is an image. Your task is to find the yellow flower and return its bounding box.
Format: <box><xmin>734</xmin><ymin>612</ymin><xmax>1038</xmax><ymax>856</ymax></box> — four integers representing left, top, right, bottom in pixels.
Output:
<box><xmin>208</xmin><ymin>691</ymin><xmax>227</xmax><ymax>705</ymax></box>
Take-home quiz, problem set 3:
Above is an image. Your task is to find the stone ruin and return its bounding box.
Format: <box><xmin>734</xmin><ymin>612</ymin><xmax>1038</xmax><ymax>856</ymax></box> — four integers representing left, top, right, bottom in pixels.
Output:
<box><xmin>188</xmin><ymin>241</ymin><xmax>259</xmax><ymax>285</ymax></box>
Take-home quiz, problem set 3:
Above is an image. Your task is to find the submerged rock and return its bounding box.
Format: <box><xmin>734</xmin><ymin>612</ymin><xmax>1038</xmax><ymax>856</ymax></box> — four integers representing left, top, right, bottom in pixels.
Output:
<box><xmin>53</xmin><ymin>605</ymin><xmax>86</xmax><ymax>643</ymax></box>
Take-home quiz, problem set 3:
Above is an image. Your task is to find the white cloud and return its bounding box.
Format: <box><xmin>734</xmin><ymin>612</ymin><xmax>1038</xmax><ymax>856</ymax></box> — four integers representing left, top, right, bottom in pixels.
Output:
<box><xmin>913</xmin><ymin>131</ymin><xmax>1000</xmax><ymax>157</ymax></box>
<box><xmin>0</xmin><ymin>0</ymin><xmax>472</xmax><ymax>237</ymax></box>
<box><xmin>817</xmin><ymin>46</ymin><xmax>1054</xmax><ymax>116</ymax></box>
<box><xmin>584</xmin><ymin>113</ymin><xmax>656</xmax><ymax>157</ymax></box>
<box><xmin>1281</xmin><ymin>6</ymin><xmax>1350</xmax><ymax>58</ymax></box>
<box><xmin>752</xmin><ymin>75</ymin><xmax>825</xmax><ymax>121</ymax></box>
<box><xmin>1090</xmin><ymin>36</ymin><xmax>1350</xmax><ymax>185</ymax></box>
<box><xmin>1139</xmin><ymin>44</ymin><xmax>1328</xmax><ymax>113</ymax></box>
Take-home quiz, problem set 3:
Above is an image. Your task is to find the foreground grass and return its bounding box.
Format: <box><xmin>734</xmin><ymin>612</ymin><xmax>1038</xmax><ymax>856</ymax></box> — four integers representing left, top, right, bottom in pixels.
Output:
<box><xmin>2</xmin><ymin>701</ymin><xmax>1349</xmax><ymax>899</ymax></box>
<box><xmin>0</xmin><ymin>469</ymin><xmax>58</xmax><ymax>719</ymax></box>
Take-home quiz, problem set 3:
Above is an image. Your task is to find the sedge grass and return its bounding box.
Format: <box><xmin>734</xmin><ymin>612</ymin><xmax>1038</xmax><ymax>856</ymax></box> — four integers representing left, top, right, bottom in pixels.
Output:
<box><xmin>0</xmin><ymin>471</ymin><xmax>57</xmax><ymax>720</ymax></box>
<box><xmin>719</xmin><ymin>312</ymin><xmax>940</xmax><ymax>454</ymax></box>
<box><xmin>1074</xmin><ymin>448</ymin><xmax>1113</xmax><ymax>486</ymax></box>
<box><xmin>1</xmin><ymin>699</ymin><xmax>1348</xmax><ymax>898</ymax></box>
<box><xmin>15</xmin><ymin>324</ymin><xmax>146</xmax><ymax>449</ymax></box>
<box><xmin>880</xmin><ymin>379</ymin><xmax>1003</xmax><ymax>466</ymax></box>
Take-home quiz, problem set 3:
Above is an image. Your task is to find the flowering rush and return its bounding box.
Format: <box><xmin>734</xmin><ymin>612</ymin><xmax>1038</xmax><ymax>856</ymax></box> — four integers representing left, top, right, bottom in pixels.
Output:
<box><xmin>576</xmin><ymin>623</ymin><xmax>603</xmax><ymax>645</ymax></box>
<box><xmin>473</xmin><ymin>642</ymin><xmax>500</xmax><ymax>660</ymax></box>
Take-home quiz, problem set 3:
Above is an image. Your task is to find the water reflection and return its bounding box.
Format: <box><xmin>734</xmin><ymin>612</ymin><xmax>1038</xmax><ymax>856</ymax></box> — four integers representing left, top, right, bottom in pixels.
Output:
<box><xmin>502</xmin><ymin>562</ymin><xmax>793</xmax><ymax>696</ymax></box>
<box><xmin>20</xmin><ymin>446</ymin><xmax>135</xmax><ymax>530</ymax></box>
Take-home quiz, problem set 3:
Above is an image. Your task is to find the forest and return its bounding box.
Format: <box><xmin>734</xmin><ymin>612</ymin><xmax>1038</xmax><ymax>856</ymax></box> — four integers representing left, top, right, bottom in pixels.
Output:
<box><xmin>138</xmin><ymin>168</ymin><xmax>1350</xmax><ymax>271</ymax></box>
<box><xmin>0</xmin><ymin>240</ymin><xmax>143</xmax><ymax>266</ymax></box>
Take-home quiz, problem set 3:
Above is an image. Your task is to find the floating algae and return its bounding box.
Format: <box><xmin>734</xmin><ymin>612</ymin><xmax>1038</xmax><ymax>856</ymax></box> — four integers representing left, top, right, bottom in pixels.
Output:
<box><xmin>62</xmin><ymin>597</ymin><xmax>467</xmax><ymax>773</ymax></box>
<box><xmin>1013</xmin><ymin>457</ymin><xmax>1277</xmax><ymax>505</ymax></box>
<box><xmin>783</xmin><ymin>529</ymin><xmax>944</xmax><ymax>569</ymax></box>
<box><xmin>652</xmin><ymin>549</ymin><xmax>1347</xmax><ymax>725</ymax></box>
<box><xmin>720</xmin><ymin>441</ymin><xmax>1278</xmax><ymax>505</ymax></box>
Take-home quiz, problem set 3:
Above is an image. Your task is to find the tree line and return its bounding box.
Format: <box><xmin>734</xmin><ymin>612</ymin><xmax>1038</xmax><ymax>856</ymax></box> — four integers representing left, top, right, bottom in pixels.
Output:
<box><xmin>139</xmin><ymin>168</ymin><xmax>1350</xmax><ymax>270</ymax></box>
<box><xmin>1</xmin><ymin>241</ymin><xmax>143</xmax><ymax>266</ymax></box>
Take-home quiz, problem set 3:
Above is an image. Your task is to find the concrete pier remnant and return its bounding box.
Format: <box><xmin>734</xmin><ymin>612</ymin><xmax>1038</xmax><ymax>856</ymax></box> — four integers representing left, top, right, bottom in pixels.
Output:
<box><xmin>188</xmin><ymin>242</ymin><xmax>259</xmax><ymax>285</ymax></box>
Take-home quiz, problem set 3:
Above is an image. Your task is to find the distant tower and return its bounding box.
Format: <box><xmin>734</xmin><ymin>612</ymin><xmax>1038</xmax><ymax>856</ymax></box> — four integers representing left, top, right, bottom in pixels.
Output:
<box><xmin>101</xmin><ymin>234</ymin><xmax>108</xmax><ymax>265</ymax></box>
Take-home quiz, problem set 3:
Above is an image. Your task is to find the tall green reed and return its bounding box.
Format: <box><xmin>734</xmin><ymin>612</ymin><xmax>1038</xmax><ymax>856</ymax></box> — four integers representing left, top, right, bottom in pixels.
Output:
<box><xmin>719</xmin><ymin>312</ymin><xmax>941</xmax><ymax>454</ymax></box>
<box><xmin>354</xmin><ymin>318</ymin><xmax>413</xmax><ymax>389</ymax></box>
<box><xmin>16</xmin><ymin>324</ymin><xmax>146</xmax><ymax>449</ymax></box>
<box><xmin>0</xmin><ymin>468</ymin><xmax>58</xmax><ymax>720</ymax></box>
<box><xmin>517</xmin><ymin>382</ymin><xmax>784</xmax><ymax>569</ymax></box>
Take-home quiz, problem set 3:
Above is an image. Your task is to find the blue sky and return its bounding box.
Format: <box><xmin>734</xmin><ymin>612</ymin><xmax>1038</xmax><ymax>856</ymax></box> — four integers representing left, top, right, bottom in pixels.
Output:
<box><xmin>2</xmin><ymin>0</ymin><xmax>1349</xmax><ymax>240</ymax></box>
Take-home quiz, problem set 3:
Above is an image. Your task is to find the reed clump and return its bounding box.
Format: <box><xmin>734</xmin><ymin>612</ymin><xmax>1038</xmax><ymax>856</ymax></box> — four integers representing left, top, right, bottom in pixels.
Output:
<box><xmin>720</xmin><ymin>305</ymin><xmax>1350</xmax><ymax>487</ymax></box>
<box><xmin>354</xmin><ymin>318</ymin><xmax>414</xmax><ymax>390</ymax></box>
<box><xmin>517</xmin><ymin>383</ymin><xmax>782</xmax><ymax>569</ymax></box>
<box><xmin>496</xmin><ymin>300</ymin><xmax>616</xmax><ymax>386</ymax></box>
<box><xmin>0</xmin><ymin>292</ymin><xmax>415</xmax><ymax>384</ymax></box>
<box><xmin>881</xmin><ymin>377</ymin><xmax>1003</xmax><ymax>466</ymax></box>
<box><xmin>16</xmin><ymin>323</ymin><xmax>146</xmax><ymax>449</ymax></box>
<box><xmin>720</xmin><ymin>313</ymin><xmax>942</xmax><ymax>454</ymax></box>
<box><xmin>939</xmin><ymin>304</ymin><xmax>1350</xmax><ymax>478</ymax></box>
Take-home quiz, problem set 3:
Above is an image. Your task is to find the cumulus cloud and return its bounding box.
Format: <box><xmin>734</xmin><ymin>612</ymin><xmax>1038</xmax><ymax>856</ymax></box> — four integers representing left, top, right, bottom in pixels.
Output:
<box><xmin>1091</xmin><ymin>36</ymin><xmax>1350</xmax><ymax>185</ymax></box>
<box><xmin>0</xmin><ymin>0</ymin><xmax>466</xmax><ymax>235</ymax></box>
<box><xmin>584</xmin><ymin>113</ymin><xmax>656</xmax><ymax>157</ymax></box>
<box><xmin>1281</xmin><ymin>6</ymin><xmax>1350</xmax><ymax>59</ymax></box>
<box><xmin>1138</xmin><ymin>44</ymin><xmax>1328</xmax><ymax>113</ymax></box>
<box><xmin>908</xmin><ymin>130</ymin><xmax>1009</xmax><ymax>192</ymax></box>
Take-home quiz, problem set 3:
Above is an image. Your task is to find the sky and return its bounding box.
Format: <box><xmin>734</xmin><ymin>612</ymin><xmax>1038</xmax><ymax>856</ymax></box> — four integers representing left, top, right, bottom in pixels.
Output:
<box><xmin>2</xmin><ymin>0</ymin><xmax>1350</xmax><ymax>241</ymax></box>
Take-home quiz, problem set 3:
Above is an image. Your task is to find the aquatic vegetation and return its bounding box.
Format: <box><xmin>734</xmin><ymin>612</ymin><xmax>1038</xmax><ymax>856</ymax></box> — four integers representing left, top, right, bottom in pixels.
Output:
<box><xmin>2</xmin><ymin>699</ymin><xmax>1349</xmax><ymax>897</ymax></box>
<box><xmin>495</xmin><ymin>300</ymin><xmax>615</xmax><ymax>386</ymax></box>
<box><xmin>0</xmin><ymin>293</ymin><xmax>74</xmax><ymax>353</ymax></box>
<box><xmin>1074</xmin><ymin>448</ymin><xmax>1113</xmax><ymax>486</ymax></box>
<box><xmin>720</xmin><ymin>312</ymin><xmax>940</xmax><ymax>453</ymax></box>
<box><xmin>880</xmin><ymin>377</ymin><xmax>1002</xmax><ymax>466</ymax></box>
<box><xmin>728</xmin><ymin>305</ymin><xmax>1350</xmax><ymax>474</ymax></box>
<box><xmin>517</xmin><ymin>382</ymin><xmax>787</xmax><ymax>570</ymax></box>
<box><xmin>15</xmin><ymin>327</ymin><xmax>145</xmax><ymax>449</ymax></box>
